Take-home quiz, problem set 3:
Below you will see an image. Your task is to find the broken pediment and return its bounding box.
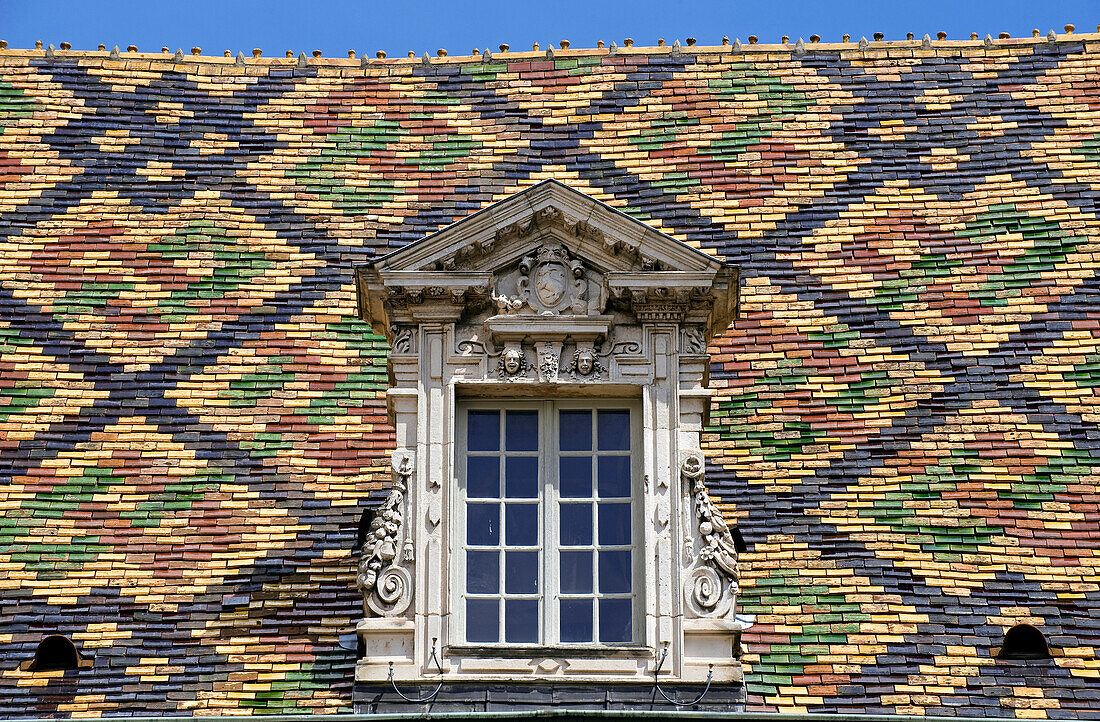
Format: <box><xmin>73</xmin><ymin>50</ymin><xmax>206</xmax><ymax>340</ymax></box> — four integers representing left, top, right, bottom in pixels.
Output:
<box><xmin>354</xmin><ymin>180</ymin><xmax>738</xmax><ymax>347</ymax></box>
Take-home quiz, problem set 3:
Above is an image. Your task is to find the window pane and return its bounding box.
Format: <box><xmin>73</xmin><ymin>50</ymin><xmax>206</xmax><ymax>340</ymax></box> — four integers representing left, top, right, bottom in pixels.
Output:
<box><xmin>467</xmin><ymin>503</ymin><xmax>499</xmax><ymax>545</ymax></box>
<box><xmin>505</xmin><ymin>410</ymin><xmax>538</xmax><ymax>451</ymax></box>
<box><xmin>598</xmin><ymin>550</ymin><xmax>632</xmax><ymax>594</ymax></box>
<box><xmin>560</xmin><ymin>599</ymin><xmax>593</xmax><ymax>643</ymax></box>
<box><xmin>559</xmin><ymin>456</ymin><xmax>592</xmax><ymax>498</ymax></box>
<box><xmin>559</xmin><ymin>503</ymin><xmax>592</xmax><ymax>546</ymax></box>
<box><xmin>559</xmin><ymin>550</ymin><xmax>593</xmax><ymax>594</ymax></box>
<box><xmin>467</xmin><ymin>551</ymin><xmax>499</xmax><ymax>594</ymax></box>
<box><xmin>467</xmin><ymin>599</ymin><xmax>499</xmax><ymax>642</ymax></box>
<box><xmin>467</xmin><ymin>456</ymin><xmax>500</xmax><ymax>498</ymax></box>
<box><xmin>505</xmin><ymin>551</ymin><xmax>538</xmax><ymax>594</ymax></box>
<box><xmin>597</xmin><ymin>410</ymin><xmax>630</xmax><ymax>451</ymax></box>
<box><xmin>468</xmin><ymin>411</ymin><xmax>500</xmax><ymax>452</ymax></box>
<box><xmin>505</xmin><ymin>456</ymin><xmax>538</xmax><ymax>498</ymax></box>
<box><xmin>559</xmin><ymin>410</ymin><xmax>592</xmax><ymax>451</ymax></box>
<box><xmin>597</xmin><ymin>456</ymin><xmax>631</xmax><ymax>498</ymax></box>
<box><xmin>599</xmin><ymin>598</ymin><xmax>632</xmax><ymax>643</ymax></box>
<box><xmin>505</xmin><ymin>503</ymin><xmax>538</xmax><ymax>546</ymax></box>
<box><xmin>505</xmin><ymin>599</ymin><xmax>538</xmax><ymax>643</ymax></box>
<box><xmin>597</xmin><ymin>502</ymin><xmax>631</xmax><ymax>546</ymax></box>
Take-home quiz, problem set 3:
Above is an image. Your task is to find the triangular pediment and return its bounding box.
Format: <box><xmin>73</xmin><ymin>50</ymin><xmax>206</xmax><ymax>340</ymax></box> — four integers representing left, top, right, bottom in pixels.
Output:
<box><xmin>372</xmin><ymin>180</ymin><xmax>721</xmax><ymax>275</ymax></box>
<box><xmin>355</xmin><ymin>180</ymin><xmax>738</xmax><ymax>341</ymax></box>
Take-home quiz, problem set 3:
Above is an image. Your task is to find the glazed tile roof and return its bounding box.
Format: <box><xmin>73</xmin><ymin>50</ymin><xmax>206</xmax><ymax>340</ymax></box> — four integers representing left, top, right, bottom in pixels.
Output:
<box><xmin>0</xmin><ymin>33</ymin><xmax>1098</xmax><ymax>717</ymax></box>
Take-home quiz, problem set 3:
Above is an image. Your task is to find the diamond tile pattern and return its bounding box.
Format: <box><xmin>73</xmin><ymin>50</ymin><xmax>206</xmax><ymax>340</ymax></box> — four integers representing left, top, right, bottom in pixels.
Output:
<box><xmin>0</xmin><ymin>40</ymin><xmax>1099</xmax><ymax>716</ymax></box>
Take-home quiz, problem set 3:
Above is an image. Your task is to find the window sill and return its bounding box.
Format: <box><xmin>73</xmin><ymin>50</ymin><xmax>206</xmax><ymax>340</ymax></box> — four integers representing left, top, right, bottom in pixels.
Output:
<box><xmin>447</xmin><ymin>644</ymin><xmax>653</xmax><ymax>659</ymax></box>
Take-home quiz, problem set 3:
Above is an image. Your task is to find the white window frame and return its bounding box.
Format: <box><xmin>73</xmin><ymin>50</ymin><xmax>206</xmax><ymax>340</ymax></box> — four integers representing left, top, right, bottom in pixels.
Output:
<box><xmin>454</xmin><ymin>398</ymin><xmax>644</xmax><ymax>649</ymax></box>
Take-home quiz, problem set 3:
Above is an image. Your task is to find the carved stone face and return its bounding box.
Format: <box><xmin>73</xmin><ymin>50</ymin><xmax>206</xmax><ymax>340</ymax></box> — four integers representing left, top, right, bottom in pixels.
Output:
<box><xmin>576</xmin><ymin>349</ymin><xmax>596</xmax><ymax>376</ymax></box>
<box><xmin>503</xmin><ymin>347</ymin><xmax>523</xmax><ymax>375</ymax></box>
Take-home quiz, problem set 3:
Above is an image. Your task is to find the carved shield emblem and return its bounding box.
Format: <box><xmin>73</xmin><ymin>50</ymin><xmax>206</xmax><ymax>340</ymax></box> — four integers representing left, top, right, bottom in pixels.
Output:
<box><xmin>534</xmin><ymin>262</ymin><xmax>567</xmax><ymax>308</ymax></box>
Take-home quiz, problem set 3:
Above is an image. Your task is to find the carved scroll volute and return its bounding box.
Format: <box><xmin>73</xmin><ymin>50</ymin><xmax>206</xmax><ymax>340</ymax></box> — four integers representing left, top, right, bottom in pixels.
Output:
<box><xmin>681</xmin><ymin>451</ymin><xmax>740</xmax><ymax>618</ymax></box>
<box><xmin>357</xmin><ymin>450</ymin><xmax>415</xmax><ymax>617</ymax></box>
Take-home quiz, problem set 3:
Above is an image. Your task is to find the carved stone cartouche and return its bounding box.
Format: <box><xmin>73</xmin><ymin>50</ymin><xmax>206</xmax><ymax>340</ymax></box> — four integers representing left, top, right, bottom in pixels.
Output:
<box><xmin>515</xmin><ymin>241</ymin><xmax>596</xmax><ymax>315</ymax></box>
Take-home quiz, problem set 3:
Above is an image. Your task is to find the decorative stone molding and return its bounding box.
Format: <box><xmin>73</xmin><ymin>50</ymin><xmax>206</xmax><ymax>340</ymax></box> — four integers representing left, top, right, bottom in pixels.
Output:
<box><xmin>353</xmin><ymin>180</ymin><xmax>743</xmax><ymax>690</ymax></box>
<box><xmin>356</xmin><ymin>450</ymin><xmax>415</xmax><ymax>618</ymax></box>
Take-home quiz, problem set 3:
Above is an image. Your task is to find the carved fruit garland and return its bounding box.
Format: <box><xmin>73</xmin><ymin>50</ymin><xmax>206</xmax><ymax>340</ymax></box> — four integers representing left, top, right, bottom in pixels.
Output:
<box><xmin>682</xmin><ymin>452</ymin><xmax>740</xmax><ymax>617</ymax></box>
<box><xmin>356</xmin><ymin>450</ymin><xmax>415</xmax><ymax>617</ymax></box>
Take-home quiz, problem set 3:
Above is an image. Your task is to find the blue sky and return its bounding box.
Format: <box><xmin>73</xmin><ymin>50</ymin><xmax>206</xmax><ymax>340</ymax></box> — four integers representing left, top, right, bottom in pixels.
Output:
<box><xmin>1</xmin><ymin>0</ymin><xmax>1096</xmax><ymax>56</ymax></box>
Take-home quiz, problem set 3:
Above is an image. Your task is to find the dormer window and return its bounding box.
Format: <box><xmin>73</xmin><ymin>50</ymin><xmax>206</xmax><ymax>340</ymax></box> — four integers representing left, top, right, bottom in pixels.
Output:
<box><xmin>352</xmin><ymin>180</ymin><xmax>743</xmax><ymax>707</ymax></box>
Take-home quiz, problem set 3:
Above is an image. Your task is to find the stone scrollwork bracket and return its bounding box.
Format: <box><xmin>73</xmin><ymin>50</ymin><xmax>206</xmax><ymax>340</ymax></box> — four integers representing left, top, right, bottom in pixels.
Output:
<box><xmin>357</xmin><ymin>450</ymin><xmax>415</xmax><ymax>617</ymax></box>
<box><xmin>391</xmin><ymin>324</ymin><xmax>417</xmax><ymax>354</ymax></box>
<box><xmin>681</xmin><ymin>451</ymin><xmax>740</xmax><ymax>618</ymax></box>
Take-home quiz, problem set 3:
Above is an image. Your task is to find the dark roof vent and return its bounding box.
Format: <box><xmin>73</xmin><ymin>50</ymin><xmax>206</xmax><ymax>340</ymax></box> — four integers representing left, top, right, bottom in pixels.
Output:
<box><xmin>356</xmin><ymin>507</ymin><xmax>372</xmax><ymax>550</ymax></box>
<box><xmin>29</xmin><ymin>635</ymin><xmax>82</xmax><ymax>672</ymax></box>
<box><xmin>730</xmin><ymin>526</ymin><xmax>748</xmax><ymax>553</ymax></box>
<box><xmin>997</xmin><ymin>624</ymin><xmax>1053</xmax><ymax>661</ymax></box>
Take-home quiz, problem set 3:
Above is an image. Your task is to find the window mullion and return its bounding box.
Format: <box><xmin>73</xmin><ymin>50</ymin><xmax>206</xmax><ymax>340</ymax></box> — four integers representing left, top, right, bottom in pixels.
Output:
<box><xmin>544</xmin><ymin>400</ymin><xmax>557</xmax><ymax>646</ymax></box>
<box><xmin>591</xmin><ymin>411</ymin><xmax>600</xmax><ymax>644</ymax></box>
<box><xmin>498</xmin><ymin>412</ymin><xmax>506</xmax><ymax>643</ymax></box>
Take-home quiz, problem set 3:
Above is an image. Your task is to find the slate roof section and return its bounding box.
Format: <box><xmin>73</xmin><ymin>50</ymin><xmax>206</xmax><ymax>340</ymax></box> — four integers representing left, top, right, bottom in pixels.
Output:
<box><xmin>0</xmin><ymin>35</ymin><xmax>1098</xmax><ymax>716</ymax></box>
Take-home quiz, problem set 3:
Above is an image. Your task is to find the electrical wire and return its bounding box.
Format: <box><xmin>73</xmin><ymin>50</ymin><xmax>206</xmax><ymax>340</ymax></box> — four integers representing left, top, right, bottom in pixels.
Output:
<box><xmin>652</xmin><ymin>645</ymin><xmax>713</xmax><ymax>707</ymax></box>
<box><xmin>388</xmin><ymin>639</ymin><xmax>444</xmax><ymax>704</ymax></box>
